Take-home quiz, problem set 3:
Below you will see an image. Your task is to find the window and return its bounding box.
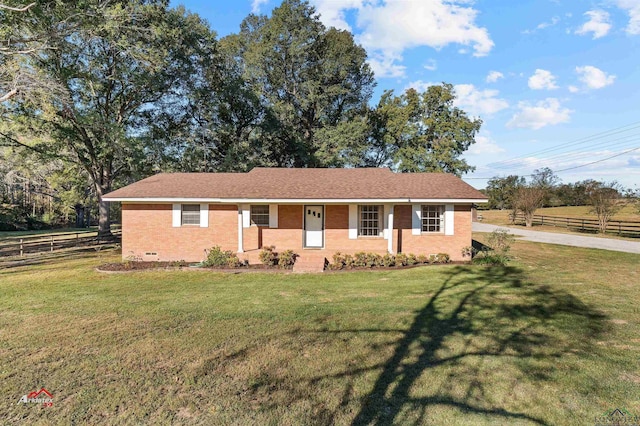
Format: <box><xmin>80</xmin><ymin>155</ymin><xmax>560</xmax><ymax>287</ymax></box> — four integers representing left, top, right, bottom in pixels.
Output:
<box><xmin>181</xmin><ymin>204</ymin><xmax>200</xmax><ymax>226</ymax></box>
<box><xmin>358</xmin><ymin>205</ymin><xmax>382</xmax><ymax>237</ymax></box>
<box><xmin>422</xmin><ymin>205</ymin><xmax>444</xmax><ymax>233</ymax></box>
<box><xmin>251</xmin><ymin>205</ymin><xmax>270</xmax><ymax>226</ymax></box>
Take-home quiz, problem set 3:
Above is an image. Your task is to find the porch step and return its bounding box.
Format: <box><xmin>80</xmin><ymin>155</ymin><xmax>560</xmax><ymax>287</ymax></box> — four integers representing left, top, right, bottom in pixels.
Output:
<box><xmin>293</xmin><ymin>254</ymin><xmax>327</xmax><ymax>273</ymax></box>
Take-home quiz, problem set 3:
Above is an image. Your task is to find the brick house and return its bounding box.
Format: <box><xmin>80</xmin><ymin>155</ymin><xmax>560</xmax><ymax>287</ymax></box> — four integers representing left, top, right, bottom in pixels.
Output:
<box><xmin>103</xmin><ymin>168</ymin><xmax>487</xmax><ymax>268</ymax></box>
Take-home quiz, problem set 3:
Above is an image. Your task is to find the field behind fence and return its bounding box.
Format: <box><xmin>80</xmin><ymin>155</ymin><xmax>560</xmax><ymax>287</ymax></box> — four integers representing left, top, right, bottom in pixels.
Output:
<box><xmin>0</xmin><ymin>226</ymin><xmax>121</xmax><ymax>261</ymax></box>
<box><xmin>512</xmin><ymin>213</ymin><xmax>640</xmax><ymax>237</ymax></box>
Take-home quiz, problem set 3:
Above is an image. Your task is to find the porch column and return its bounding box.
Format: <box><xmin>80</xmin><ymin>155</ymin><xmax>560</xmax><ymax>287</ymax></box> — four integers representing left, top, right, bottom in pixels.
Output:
<box><xmin>387</xmin><ymin>204</ymin><xmax>394</xmax><ymax>254</ymax></box>
<box><xmin>237</xmin><ymin>206</ymin><xmax>244</xmax><ymax>253</ymax></box>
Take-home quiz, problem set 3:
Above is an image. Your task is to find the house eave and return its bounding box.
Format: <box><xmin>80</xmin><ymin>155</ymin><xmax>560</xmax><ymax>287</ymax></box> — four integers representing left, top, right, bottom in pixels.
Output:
<box><xmin>102</xmin><ymin>197</ymin><xmax>489</xmax><ymax>204</ymax></box>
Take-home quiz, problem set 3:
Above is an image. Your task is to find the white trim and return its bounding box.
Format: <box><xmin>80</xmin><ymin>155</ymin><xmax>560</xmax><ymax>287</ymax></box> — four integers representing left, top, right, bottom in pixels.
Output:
<box><xmin>387</xmin><ymin>205</ymin><xmax>394</xmax><ymax>254</ymax></box>
<box><xmin>237</xmin><ymin>207</ymin><xmax>244</xmax><ymax>253</ymax></box>
<box><xmin>412</xmin><ymin>204</ymin><xmax>421</xmax><ymax>235</ymax></box>
<box><xmin>348</xmin><ymin>205</ymin><xmax>358</xmax><ymax>240</ymax></box>
<box><xmin>241</xmin><ymin>204</ymin><xmax>250</xmax><ymax>228</ymax></box>
<box><xmin>383</xmin><ymin>204</ymin><xmax>390</xmax><ymax>240</ymax></box>
<box><xmin>445</xmin><ymin>204</ymin><xmax>454</xmax><ymax>236</ymax></box>
<box><xmin>269</xmin><ymin>204</ymin><xmax>278</xmax><ymax>228</ymax></box>
<box><xmin>172</xmin><ymin>204</ymin><xmax>181</xmax><ymax>227</ymax></box>
<box><xmin>200</xmin><ymin>203</ymin><xmax>208</xmax><ymax>228</ymax></box>
<box><xmin>106</xmin><ymin>197</ymin><xmax>488</xmax><ymax>204</ymax></box>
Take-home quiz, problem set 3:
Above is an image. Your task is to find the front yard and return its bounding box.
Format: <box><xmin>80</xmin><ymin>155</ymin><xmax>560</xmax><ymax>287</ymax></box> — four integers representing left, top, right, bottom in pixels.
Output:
<box><xmin>1</xmin><ymin>238</ymin><xmax>638</xmax><ymax>425</ymax></box>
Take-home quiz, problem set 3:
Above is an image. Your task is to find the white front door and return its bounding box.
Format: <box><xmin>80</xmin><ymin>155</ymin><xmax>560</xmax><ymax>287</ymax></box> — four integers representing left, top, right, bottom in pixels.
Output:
<box><xmin>304</xmin><ymin>205</ymin><xmax>324</xmax><ymax>248</ymax></box>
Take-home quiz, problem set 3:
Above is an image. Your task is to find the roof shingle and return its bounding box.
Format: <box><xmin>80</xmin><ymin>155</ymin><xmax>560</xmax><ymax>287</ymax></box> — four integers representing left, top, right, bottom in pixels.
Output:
<box><xmin>103</xmin><ymin>168</ymin><xmax>487</xmax><ymax>201</ymax></box>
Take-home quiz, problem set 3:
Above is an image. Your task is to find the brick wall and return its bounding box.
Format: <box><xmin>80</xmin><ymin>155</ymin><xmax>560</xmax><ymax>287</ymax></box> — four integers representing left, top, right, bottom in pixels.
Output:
<box><xmin>121</xmin><ymin>202</ymin><xmax>472</xmax><ymax>262</ymax></box>
<box><xmin>121</xmin><ymin>204</ymin><xmax>237</xmax><ymax>262</ymax></box>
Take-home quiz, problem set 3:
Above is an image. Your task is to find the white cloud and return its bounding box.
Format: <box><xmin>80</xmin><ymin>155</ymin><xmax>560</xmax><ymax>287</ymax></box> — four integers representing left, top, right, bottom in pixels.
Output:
<box><xmin>568</xmin><ymin>85</ymin><xmax>579</xmax><ymax>93</ymax></box>
<box><xmin>251</xmin><ymin>0</ymin><xmax>268</xmax><ymax>14</ymax></box>
<box><xmin>453</xmin><ymin>84</ymin><xmax>509</xmax><ymax>117</ymax></box>
<box><xmin>523</xmin><ymin>16</ymin><xmax>560</xmax><ymax>34</ymax></box>
<box><xmin>616</xmin><ymin>0</ymin><xmax>640</xmax><ymax>35</ymax></box>
<box><xmin>311</xmin><ymin>0</ymin><xmax>494</xmax><ymax>78</ymax></box>
<box><xmin>403</xmin><ymin>82</ymin><xmax>509</xmax><ymax>117</ymax></box>
<box><xmin>528</xmin><ymin>69</ymin><xmax>559</xmax><ymax>90</ymax></box>
<box><xmin>368</xmin><ymin>52</ymin><xmax>406</xmax><ymax>79</ymax></box>
<box><xmin>467</xmin><ymin>134</ymin><xmax>505</xmax><ymax>155</ymax></box>
<box><xmin>423</xmin><ymin>59</ymin><xmax>437</xmax><ymax>71</ymax></box>
<box><xmin>507</xmin><ymin>98</ymin><xmax>573</xmax><ymax>130</ymax></box>
<box><xmin>576</xmin><ymin>65</ymin><xmax>616</xmax><ymax>89</ymax></box>
<box><xmin>575</xmin><ymin>10</ymin><xmax>611</xmax><ymax>39</ymax></box>
<box><xmin>311</xmin><ymin>0</ymin><xmax>362</xmax><ymax>30</ymax></box>
<box><xmin>486</xmin><ymin>71</ymin><xmax>504</xmax><ymax>83</ymax></box>
<box><xmin>404</xmin><ymin>80</ymin><xmax>436</xmax><ymax>93</ymax></box>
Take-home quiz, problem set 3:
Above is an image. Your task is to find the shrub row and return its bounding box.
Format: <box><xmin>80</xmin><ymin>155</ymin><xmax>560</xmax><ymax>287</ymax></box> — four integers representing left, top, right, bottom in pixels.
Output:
<box><xmin>329</xmin><ymin>251</ymin><xmax>450</xmax><ymax>270</ymax></box>
<box><xmin>259</xmin><ymin>246</ymin><xmax>298</xmax><ymax>269</ymax></box>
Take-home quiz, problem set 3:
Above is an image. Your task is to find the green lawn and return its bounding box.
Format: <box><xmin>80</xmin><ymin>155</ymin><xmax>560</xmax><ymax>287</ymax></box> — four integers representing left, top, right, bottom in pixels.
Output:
<box><xmin>1</xmin><ymin>239</ymin><xmax>639</xmax><ymax>425</ymax></box>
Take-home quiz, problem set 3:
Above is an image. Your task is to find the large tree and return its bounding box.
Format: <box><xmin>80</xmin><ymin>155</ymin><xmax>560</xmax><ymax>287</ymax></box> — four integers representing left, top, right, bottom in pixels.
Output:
<box><xmin>365</xmin><ymin>85</ymin><xmax>481</xmax><ymax>175</ymax></box>
<box><xmin>2</xmin><ymin>0</ymin><xmax>217</xmax><ymax>234</ymax></box>
<box><xmin>223</xmin><ymin>0</ymin><xmax>375</xmax><ymax>168</ymax></box>
<box><xmin>485</xmin><ymin>175</ymin><xmax>526</xmax><ymax>210</ymax></box>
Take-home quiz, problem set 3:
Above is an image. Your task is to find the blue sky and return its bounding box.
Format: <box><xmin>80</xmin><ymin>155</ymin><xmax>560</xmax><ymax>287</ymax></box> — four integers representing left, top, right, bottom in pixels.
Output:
<box><xmin>171</xmin><ymin>0</ymin><xmax>640</xmax><ymax>189</ymax></box>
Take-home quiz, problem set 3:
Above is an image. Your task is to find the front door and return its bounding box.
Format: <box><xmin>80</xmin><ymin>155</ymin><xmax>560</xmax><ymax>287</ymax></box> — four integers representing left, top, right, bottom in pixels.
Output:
<box><xmin>304</xmin><ymin>205</ymin><xmax>324</xmax><ymax>248</ymax></box>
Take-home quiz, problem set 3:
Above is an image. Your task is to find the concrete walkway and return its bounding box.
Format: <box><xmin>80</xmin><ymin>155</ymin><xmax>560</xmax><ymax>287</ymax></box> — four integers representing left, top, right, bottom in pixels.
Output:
<box><xmin>473</xmin><ymin>222</ymin><xmax>640</xmax><ymax>254</ymax></box>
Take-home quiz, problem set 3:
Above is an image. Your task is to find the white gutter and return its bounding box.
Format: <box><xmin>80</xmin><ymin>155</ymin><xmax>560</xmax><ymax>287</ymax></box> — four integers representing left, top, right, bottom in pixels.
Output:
<box><xmin>103</xmin><ymin>197</ymin><xmax>488</xmax><ymax>204</ymax></box>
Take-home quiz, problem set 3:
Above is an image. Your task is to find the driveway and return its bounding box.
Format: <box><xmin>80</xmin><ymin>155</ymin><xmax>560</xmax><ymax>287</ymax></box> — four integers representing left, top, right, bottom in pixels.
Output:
<box><xmin>473</xmin><ymin>222</ymin><xmax>640</xmax><ymax>254</ymax></box>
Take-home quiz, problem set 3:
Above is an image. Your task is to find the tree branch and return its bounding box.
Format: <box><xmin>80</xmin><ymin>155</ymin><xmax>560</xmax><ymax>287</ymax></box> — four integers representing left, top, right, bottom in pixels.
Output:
<box><xmin>0</xmin><ymin>2</ymin><xmax>36</xmax><ymax>12</ymax></box>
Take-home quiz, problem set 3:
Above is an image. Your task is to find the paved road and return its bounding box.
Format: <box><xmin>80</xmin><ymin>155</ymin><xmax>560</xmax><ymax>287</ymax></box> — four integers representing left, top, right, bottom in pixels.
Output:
<box><xmin>473</xmin><ymin>222</ymin><xmax>640</xmax><ymax>254</ymax></box>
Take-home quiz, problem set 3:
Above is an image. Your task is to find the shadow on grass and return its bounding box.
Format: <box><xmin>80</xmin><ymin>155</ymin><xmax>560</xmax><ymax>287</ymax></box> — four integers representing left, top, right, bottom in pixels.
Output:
<box><xmin>300</xmin><ymin>265</ymin><xmax>607</xmax><ymax>425</ymax></box>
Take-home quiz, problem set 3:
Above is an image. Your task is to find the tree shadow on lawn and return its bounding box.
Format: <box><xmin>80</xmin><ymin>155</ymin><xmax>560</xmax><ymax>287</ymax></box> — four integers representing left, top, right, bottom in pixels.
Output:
<box><xmin>310</xmin><ymin>265</ymin><xmax>608</xmax><ymax>425</ymax></box>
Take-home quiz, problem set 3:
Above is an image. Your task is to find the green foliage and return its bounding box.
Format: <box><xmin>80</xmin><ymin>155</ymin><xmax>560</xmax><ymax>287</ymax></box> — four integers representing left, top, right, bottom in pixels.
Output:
<box><xmin>395</xmin><ymin>253</ymin><xmax>408</xmax><ymax>266</ymax></box>
<box><xmin>204</xmin><ymin>246</ymin><xmax>243</xmax><ymax>268</ymax></box>
<box><xmin>259</xmin><ymin>246</ymin><xmax>278</xmax><ymax>267</ymax></box>
<box><xmin>277</xmin><ymin>250</ymin><xmax>298</xmax><ymax>269</ymax></box>
<box><xmin>432</xmin><ymin>253</ymin><xmax>451</xmax><ymax>264</ymax></box>
<box><xmin>485</xmin><ymin>175</ymin><xmax>526</xmax><ymax>210</ymax></box>
<box><xmin>472</xmin><ymin>229</ymin><xmax>514</xmax><ymax>266</ymax></box>
<box><xmin>366</xmin><ymin>85</ymin><xmax>482</xmax><ymax>175</ymax></box>
<box><xmin>381</xmin><ymin>254</ymin><xmax>396</xmax><ymax>267</ymax></box>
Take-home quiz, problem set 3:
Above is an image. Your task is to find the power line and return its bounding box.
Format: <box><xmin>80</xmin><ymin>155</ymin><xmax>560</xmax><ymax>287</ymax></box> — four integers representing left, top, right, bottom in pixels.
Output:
<box><xmin>487</xmin><ymin>120</ymin><xmax>640</xmax><ymax>169</ymax></box>
<box><xmin>463</xmin><ymin>146</ymin><xmax>640</xmax><ymax>180</ymax></box>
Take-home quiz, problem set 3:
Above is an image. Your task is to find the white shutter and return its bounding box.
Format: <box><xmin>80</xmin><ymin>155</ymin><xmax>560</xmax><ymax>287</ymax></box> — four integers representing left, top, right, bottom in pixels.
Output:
<box><xmin>383</xmin><ymin>204</ymin><xmax>391</xmax><ymax>240</ymax></box>
<box><xmin>269</xmin><ymin>204</ymin><xmax>278</xmax><ymax>228</ymax></box>
<box><xmin>348</xmin><ymin>205</ymin><xmax>358</xmax><ymax>239</ymax></box>
<box><xmin>445</xmin><ymin>204</ymin><xmax>454</xmax><ymax>235</ymax></box>
<box><xmin>412</xmin><ymin>204</ymin><xmax>421</xmax><ymax>235</ymax></box>
<box><xmin>200</xmin><ymin>203</ymin><xmax>209</xmax><ymax>228</ymax></box>
<box><xmin>172</xmin><ymin>204</ymin><xmax>181</xmax><ymax>227</ymax></box>
<box><xmin>242</xmin><ymin>204</ymin><xmax>250</xmax><ymax>228</ymax></box>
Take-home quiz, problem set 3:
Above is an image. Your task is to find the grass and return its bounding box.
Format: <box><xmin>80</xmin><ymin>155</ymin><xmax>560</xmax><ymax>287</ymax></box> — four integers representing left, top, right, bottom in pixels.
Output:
<box><xmin>1</xmin><ymin>240</ymin><xmax>639</xmax><ymax>425</ymax></box>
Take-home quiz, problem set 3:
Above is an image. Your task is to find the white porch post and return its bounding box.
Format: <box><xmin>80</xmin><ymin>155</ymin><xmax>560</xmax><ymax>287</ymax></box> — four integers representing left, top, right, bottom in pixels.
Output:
<box><xmin>237</xmin><ymin>206</ymin><xmax>244</xmax><ymax>253</ymax></box>
<box><xmin>387</xmin><ymin>204</ymin><xmax>394</xmax><ymax>254</ymax></box>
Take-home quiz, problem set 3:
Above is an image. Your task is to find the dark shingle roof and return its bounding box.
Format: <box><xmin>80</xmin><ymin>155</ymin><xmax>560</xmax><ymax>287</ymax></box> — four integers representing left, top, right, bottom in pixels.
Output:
<box><xmin>103</xmin><ymin>168</ymin><xmax>487</xmax><ymax>201</ymax></box>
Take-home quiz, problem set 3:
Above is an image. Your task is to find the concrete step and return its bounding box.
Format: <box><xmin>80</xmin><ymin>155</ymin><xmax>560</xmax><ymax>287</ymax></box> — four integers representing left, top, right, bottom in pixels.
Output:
<box><xmin>293</xmin><ymin>255</ymin><xmax>327</xmax><ymax>273</ymax></box>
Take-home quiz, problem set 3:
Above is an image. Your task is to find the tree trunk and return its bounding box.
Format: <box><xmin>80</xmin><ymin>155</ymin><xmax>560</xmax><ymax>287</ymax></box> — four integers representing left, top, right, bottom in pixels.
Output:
<box><xmin>94</xmin><ymin>182</ymin><xmax>111</xmax><ymax>236</ymax></box>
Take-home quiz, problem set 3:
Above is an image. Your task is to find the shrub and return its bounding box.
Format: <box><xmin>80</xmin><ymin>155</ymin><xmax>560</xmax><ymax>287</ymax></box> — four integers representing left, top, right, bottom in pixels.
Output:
<box><xmin>278</xmin><ymin>250</ymin><xmax>298</xmax><ymax>269</ymax></box>
<box><xmin>381</xmin><ymin>254</ymin><xmax>396</xmax><ymax>267</ymax></box>
<box><xmin>354</xmin><ymin>252</ymin><xmax>368</xmax><ymax>268</ymax></box>
<box><xmin>395</xmin><ymin>253</ymin><xmax>408</xmax><ymax>266</ymax></box>
<box><xmin>461</xmin><ymin>246</ymin><xmax>475</xmax><ymax>259</ymax></box>
<box><xmin>406</xmin><ymin>253</ymin><xmax>418</xmax><ymax>265</ymax></box>
<box><xmin>432</xmin><ymin>253</ymin><xmax>450</xmax><ymax>264</ymax></box>
<box><xmin>343</xmin><ymin>254</ymin><xmax>355</xmax><ymax>269</ymax></box>
<box><xmin>204</xmin><ymin>246</ymin><xmax>242</xmax><ymax>268</ymax></box>
<box><xmin>472</xmin><ymin>229</ymin><xmax>514</xmax><ymax>266</ymax></box>
<box><xmin>417</xmin><ymin>254</ymin><xmax>429</xmax><ymax>264</ymax></box>
<box><xmin>259</xmin><ymin>245</ymin><xmax>278</xmax><ymax>267</ymax></box>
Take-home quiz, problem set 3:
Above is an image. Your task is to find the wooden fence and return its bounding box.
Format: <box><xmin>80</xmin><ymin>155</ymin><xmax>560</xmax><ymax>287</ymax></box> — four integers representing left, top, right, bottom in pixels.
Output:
<box><xmin>0</xmin><ymin>226</ymin><xmax>121</xmax><ymax>258</ymax></box>
<box><xmin>512</xmin><ymin>213</ymin><xmax>640</xmax><ymax>237</ymax></box>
